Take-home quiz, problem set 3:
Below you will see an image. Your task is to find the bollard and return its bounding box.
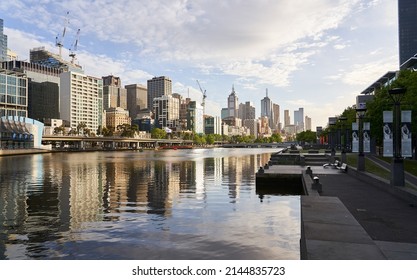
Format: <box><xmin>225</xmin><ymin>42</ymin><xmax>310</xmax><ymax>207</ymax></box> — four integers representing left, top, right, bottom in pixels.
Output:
<box><xmin>312</xmin><ymin>176</ymin><xmax>323</xmax><ymax>194</ymax></box>
<box><xmin>264</xmin><ymin>163</ymin><xmax>269</xmax><ymax>170</ymax></box>
<box><xmin>258</xmin><ymin>166</ymin><xmax>264</xmax><ymax>174</ymax></box>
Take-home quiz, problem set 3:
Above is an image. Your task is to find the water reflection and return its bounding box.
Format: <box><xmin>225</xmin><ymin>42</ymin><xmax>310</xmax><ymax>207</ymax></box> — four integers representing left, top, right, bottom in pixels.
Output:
<box><xmin>0</xmin><ymin>148</ymin><xmax>300</xmax><ymax>260</ymax></box>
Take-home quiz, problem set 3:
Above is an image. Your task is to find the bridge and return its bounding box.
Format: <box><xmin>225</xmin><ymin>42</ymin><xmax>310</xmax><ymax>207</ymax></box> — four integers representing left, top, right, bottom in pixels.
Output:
<box><xmin>41</xmin><ymin>135</ymin><xmax>194</xmax><ymax>150</ymax></box>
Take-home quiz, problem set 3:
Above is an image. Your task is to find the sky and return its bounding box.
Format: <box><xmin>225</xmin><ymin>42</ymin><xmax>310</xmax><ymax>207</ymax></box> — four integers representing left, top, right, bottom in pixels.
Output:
<box><xmin>0</xmin><ymin>0</ymin><xmax>399</xmax><ymax>129</ymax></box>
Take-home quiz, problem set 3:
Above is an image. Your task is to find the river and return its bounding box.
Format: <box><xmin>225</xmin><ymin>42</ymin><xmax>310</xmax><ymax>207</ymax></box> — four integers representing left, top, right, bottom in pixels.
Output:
<box><xmin>0</xmin><ymin>148</ymin><xmax>300</xmax><ymax>260</ymax></box>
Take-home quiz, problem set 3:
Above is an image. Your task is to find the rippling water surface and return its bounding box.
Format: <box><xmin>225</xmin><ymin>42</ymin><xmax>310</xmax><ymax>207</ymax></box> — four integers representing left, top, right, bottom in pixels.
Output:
<box><xmin>0</xmin><ymin>148</ymin><xmax>300</xmax><ymax>260</ymax></box>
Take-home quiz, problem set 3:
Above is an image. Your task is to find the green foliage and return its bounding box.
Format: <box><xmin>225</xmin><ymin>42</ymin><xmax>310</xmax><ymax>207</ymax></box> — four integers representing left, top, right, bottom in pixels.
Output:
<box><xmin>151</xmin><ymin>128</ymin><xmax>167</xmax><ymax>139</ymax></box>
<box><xmin>296</xmin><ymin>130</ymin><xmax>317</xmax><ymax>143</ymax></box>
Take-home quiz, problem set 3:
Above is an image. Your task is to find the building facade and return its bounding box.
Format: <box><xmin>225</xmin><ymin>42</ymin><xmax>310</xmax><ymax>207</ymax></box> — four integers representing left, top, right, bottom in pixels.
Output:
<box><xmin>153</xmin><ymin>94</ymin><xmax>179</xmax><ymax>129</ymax></box>
<box><xmin>227</xmin><ymin>86</ymin><xmax>238</xmax><ymax>118</ymax></box>
<box><xmin>204</xmin><ymin>116</ymin><xmax>221</xmax><ymax>135</ymax></box>
<box><xmin>125</xmin><ymin>83</ymin><xmax>147</xmax><ymax>120</ymax></box>
<box><xmin>238</xmin><ymin>101</ymin><xmax>256</xmax><ymax>121</ymax></box>
<box><xmin>106</xmin><ymin>107</ymin><xmax>131</xmax><ymax>129</ymax></box>
<box><xmin>2</xmin><ymin>60</ymin><xmax>61</xmax><ymax>121</ymax></box>
<box><xmin>0</xmin><ymin>19</ymin><xmax>7</xmax><ymax>62</ymax></box>
<box><xmin>272</xmin><ymin>103</ymin><xmax>280</xmax><ymax>131</ymax></box>
<box><xmin>60</xmin><ymin>71</ymin><xmax>103</xmax><ymax>133</ymax></box>
<box><xmin>284</xmin><ymin>109</ymin><xmax>290</xmax><ymax>128</ymax></box>
<box><xmin>261</xmin><ymin>90</ymin><xmax>273</xmax><ymax>129</ymax></box>
<box><xmin>187</xmin><ymin>101</ymin><xmax>204</xmax><ymax>134</ymax></box>
<box><xmin>147</xmin><ymin>76</ymin><xmax>172</xmax><ymax>111</ymax></box>
<box><xmin>0</xmin><ymin>68</ymin><xmax>28</xmax><ymax>118</ymax></box>
<box><xmin>399</xmin><ymin>0</ymin><xmax>417</xmax><ymax>65</ymax></box>
<box><xmin>305</xmin><ymin>115</ymin><xmax>312</xmax><ymax>131</ymax></box>
<box><xmin>102</xmin><ymin>75</ymin><xmax>127</xmax><ymax>110</ymax></box>
<box><xmin>294</xmin><ymin>107</ymin><xmax>304</xmax><ymax>132</ymax></box>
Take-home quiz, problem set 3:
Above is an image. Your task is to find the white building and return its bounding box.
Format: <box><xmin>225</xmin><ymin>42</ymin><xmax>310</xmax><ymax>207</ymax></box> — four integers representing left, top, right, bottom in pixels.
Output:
<box><xmin>60</xmin><ymin>71</ymin><xmax>103</xmax><ymax>133</ymax></box>
<box><xmin>153</xmin><ymin>94</ymin><xmax>179</xmax><ymax>129</ymax></box>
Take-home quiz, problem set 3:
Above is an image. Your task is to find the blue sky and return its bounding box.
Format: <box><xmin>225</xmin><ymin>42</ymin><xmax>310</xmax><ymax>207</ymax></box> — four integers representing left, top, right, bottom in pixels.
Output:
<box><xmin>1</xmin><ymin>0</ymin><xmax>398</xmax><ymax>129</ymax></box>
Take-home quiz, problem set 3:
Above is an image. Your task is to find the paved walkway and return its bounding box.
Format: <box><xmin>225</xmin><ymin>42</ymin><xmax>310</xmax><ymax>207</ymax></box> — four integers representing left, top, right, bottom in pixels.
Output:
<box><xmin>313</xmin><ymin>166</ymin><xmax>417</xmax><ymax>259</ymax></box>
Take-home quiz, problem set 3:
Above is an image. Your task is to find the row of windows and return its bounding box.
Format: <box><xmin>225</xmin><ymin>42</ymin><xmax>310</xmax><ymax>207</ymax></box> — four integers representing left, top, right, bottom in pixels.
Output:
<box><xmin>0</xmin><ymin>84</ymin><xmax>27</xmax><ymax>96</ymax></box>
<box><xmin>0</xmin><ymin>108</ymin><xmax>27</xmax><ymax>117</ymax></box>
<box><xmin>0</xmin><ymin>74</ymin><xmax>27</xmax><ymax>87</ymax></box>
<box><xmin>0</xmin><ymin>94</ymin><xmax>27</xmax><ymax>105</ymax></box>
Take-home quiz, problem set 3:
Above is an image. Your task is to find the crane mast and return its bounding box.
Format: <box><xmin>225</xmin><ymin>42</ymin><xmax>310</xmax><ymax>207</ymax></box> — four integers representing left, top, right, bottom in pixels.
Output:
<box><xmin>196</xmin><ymin>80</ymin><xmax>207</xmax><ymax>115</ymax></box>
<box><xmin>55</xmin><ymin>11</ymin><xmax>70</xmax><ymax>58</ymax></box>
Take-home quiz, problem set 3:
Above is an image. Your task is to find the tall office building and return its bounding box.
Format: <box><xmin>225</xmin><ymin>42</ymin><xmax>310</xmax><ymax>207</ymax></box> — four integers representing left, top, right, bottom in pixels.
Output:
<box><xmin>125</xmin><ymin>83</ymin><xmax>147</xmax><ymax>120</ymax></box>
<box><xmin>227</xmin><ymin>86</ymin><xmax>238</xmax><ymax>118</ymax></box>
<box><xmin>147</xmin><ymin>76</ymin><xmax>172</xmax><ymax>110</ymax></box>
<box><xmin>399</xmin><ymin>0</ymin><xmax>417</xmax><ymax>65</ymax></box>
<box><xmin>0</xmin><ymin>19</ymin><xmax>7</xmax><ymax>62</ymax></box>
<box><xmin>60</xmin><ymin>71</ymin><xmax>103</xmax><ymax>133</ymax></box>
<box><xmin>238</xmin><ymin>101</ymin><xmax>255</xmax><ymax>121</ymax></box>
<box><xmin>102</xmin><ymin>75</ymin><xmax>127</xmax><ymax>110</ymax></box>
<box><xmin>294</xmin><ymin>108</ymin><xmax>304</xmax><ymax>132</ymax></box>
<box><xmin>284</xmin><ymin>110</ymin><xmax>290</xmax><ymax>127</ymax></box>
<box><xmin>261</xmin><ymin>89</ymin><xmax>273</xmax><ymax>128</ymax></box>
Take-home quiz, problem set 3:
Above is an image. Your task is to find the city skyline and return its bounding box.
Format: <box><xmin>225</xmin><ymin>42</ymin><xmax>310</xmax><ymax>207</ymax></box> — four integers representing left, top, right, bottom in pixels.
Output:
<box><xmin>0</xmin><ymin>1</ymin><xmax>399</xmax><ymax>129</ymax></box>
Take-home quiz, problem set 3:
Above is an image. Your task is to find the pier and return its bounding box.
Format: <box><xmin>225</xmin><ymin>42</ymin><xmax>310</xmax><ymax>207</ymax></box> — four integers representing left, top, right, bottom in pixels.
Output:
<box><xmin>257</xmin><ymin>151</ymin><xmax>417</xmax><ymax>259</ymax></box>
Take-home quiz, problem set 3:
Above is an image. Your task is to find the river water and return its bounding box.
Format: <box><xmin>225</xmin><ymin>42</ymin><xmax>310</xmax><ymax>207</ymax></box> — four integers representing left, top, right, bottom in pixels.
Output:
<box><xmin>0</xmin><ymin>148</ymin><xmax>300</xmax><ymax>260</ymax></box>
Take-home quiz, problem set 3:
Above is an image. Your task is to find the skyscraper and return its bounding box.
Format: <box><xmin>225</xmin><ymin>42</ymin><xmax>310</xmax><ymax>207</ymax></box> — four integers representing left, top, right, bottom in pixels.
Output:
<box><xmin>102</xmin><ymin>75</ymin><xmax>127</xmax><ymax>110</ymax></box>
<box><xmin>125</xmin><ymin>83</ymin><xmax>147</xmax><ymax>120</ymax></box>
<box><xmin>261</xmin><ymin>89</ymin><xmax>273</xmax><ymax>128</ymax></box>
<box><xmin>294</xmin><ymin>108</ymin><xmax>304</xmax><ymax>132</ymax></box>
<box><xmin>284</xmin><ymin>110</ymin><xmax>290</xmax><ymax>127</ymax></box>
<box><xmin>227</xmin><ymin>86</ymin><xmax>238</xmax><ymax>118</ymax></box>
<box><xmin>0</xmin><ymin>19</ymin><xmax>7</xmax><ymax>62</ymax></box>
<box><xmin>238</xmin><ymin>101</ymin><xmax>255</xmax><ymax>121</ymax></box>
<box><xmin>399</xmin><ymin>0</ymin><xmax>417</xmax><ymax>65</ymax></box>
<box><xmin>147</xmin><ymin>76</ymin><xmax>172</xmax><ymax>110</ymax></box>
<box><xmin>272</xmin><ymin>103</ymin><xmax>280</xmax><ymax>131</ymax></box>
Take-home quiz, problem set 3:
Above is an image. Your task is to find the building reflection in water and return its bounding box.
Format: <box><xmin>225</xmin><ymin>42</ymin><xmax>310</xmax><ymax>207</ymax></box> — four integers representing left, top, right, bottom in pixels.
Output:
<box><xmin>0</xmin><ymin>149</ymin><xmax>295</xmax><ymax>259</ymax></box>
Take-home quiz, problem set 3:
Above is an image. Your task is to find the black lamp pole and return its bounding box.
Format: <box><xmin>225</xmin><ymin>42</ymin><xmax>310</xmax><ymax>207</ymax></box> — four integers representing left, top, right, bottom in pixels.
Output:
<box><xmin>389</xmin><ymin>88</ymin><xmax>406</xmax><ymax>187</ymax></box>
<box><xmin>356</xmin><ymin>107</ymin><xmax>366</xmax><ymax>171</ymax></box>
<box><xmin>339</xmin><ymin>116</ymin><xmax>347</xmax><ymax>163</ymax></box>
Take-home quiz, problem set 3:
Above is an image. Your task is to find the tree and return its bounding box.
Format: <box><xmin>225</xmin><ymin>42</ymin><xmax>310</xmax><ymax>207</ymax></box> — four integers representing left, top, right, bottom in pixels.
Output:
<box><xmin>151</xmin><ymin>128</ymin><xmax>167</xmax><ymax>139</ymax></box>
<box><xmin>296</xmin><ymin>130</ymin><xmax>317</xmax><ymax>144</ymax></box>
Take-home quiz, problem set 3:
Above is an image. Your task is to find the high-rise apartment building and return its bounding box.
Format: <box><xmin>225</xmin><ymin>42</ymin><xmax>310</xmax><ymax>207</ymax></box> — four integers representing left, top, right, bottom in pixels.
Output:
<box><xmin>261</xmin><ymin>89</ymin><xmax>273</xmax><ymax>128</ymax></box>
<box><xmin>60</xmin><ymin>71</ymin><xmax>103</xmax><ymax>133</ymax></box>
<box><xmin>0</xmin><ymin>19</ymin><xmax>7</xmax><ymax>62</ymax></box>
<box><xmin>399</xmin><ymin>0</ymin><xmax>417</xmax><ymax>65</ymax></box>
<box><xmin>147</xmin><ymin>76</ymin><xmax>172</xmax><ymax>110</ymax></box>
<box><xmin>153</xmin><ymin>94</ymin><xmax>179</xmax><ymax>129</ymax></box>
<box><xmin>102</xmin><ymin>75</ymin><xmax>127</xmax><ymax>110</ymax></box>
<box><xmin>125</xmin><ymin>83</ymin><xmax>147</xmax><ymax>120</ymax></box>
<box><xmin>227</xmin><ymin>86</ymin><xmax>238</xmax><ymax>118</ymax></box>
<box><xmin>0</xmin><ymin>68</ymin><xmax>28</xmax><ymax>117</ymax></box>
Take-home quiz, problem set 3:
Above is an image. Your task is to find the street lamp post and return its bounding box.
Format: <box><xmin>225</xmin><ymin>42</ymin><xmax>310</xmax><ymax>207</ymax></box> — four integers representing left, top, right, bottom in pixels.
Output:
<box><xmin>339</xmin><ymin>116</ymin><xmax>347</xmax><ymax>163</ymax></box>
<box><xmin>356</xmin><ymin>107</ymin><xmax>366</xmax><ymax>171</ymax></box>
<box><xmin>389</xmin><ymin>88</ymin><xmax>406</xmax><ymax>187</ymax></box>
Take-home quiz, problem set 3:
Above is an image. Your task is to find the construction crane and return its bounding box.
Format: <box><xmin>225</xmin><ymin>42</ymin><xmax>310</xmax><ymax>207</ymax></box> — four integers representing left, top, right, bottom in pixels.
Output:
<box><xmin>55</xmin><ymin>11</ymin><xmax>70</xmax><ymax>57</ymax></box>
<box><xmin>196</xmin><ymin>80</ymin><xmax>207</xmax><ymax>115</ymax></box>
<box><xmin>69</xmin><ymin>28</ymin><xmax>80</xmax><ymax>64</ymax></box>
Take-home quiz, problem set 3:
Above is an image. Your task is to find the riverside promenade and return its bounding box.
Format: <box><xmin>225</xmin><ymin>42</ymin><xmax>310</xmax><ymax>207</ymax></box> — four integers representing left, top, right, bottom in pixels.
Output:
<box><xmin>257</xmin><ymin>152</ymin><xmax>417</xmax><ymax>260</ymax></box>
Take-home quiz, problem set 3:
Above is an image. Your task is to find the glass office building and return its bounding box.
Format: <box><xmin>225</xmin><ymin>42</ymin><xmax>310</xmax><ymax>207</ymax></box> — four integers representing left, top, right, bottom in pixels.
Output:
<box><xmin>0</xmin><ymin>69</ymin><xmax>28</xmax><ymax>118</ymax></box>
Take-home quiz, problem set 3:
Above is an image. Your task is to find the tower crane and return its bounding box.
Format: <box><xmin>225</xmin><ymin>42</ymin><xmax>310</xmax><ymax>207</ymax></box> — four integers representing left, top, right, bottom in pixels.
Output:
<box><xmin>196</xmin><ymin>80</ymin><xmax>207</xmax><ymax>115</ymax></box>
<box><xmin>69</xmin><ymin>28</ymin><xmax>80</xmax><ymax>64</ymax></box>
<box><xmin>55</xmin><ymin>11</ymin><xmax>70</xmax><ymax>58</ymax></box>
